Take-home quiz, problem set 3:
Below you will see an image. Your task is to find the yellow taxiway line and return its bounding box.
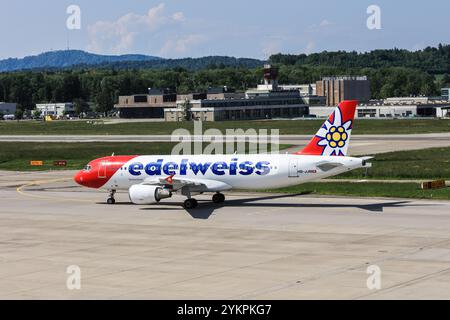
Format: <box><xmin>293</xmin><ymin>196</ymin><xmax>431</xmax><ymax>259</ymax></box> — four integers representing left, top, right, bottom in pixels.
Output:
<box><xmin>16</xmin><ymin>178</ymin><xmax>94</xmax><ymax>203</ymax></box>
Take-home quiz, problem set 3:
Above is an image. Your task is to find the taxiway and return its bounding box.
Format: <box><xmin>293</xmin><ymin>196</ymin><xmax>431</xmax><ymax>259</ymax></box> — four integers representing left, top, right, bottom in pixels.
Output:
<box><xmin>1</xmin><ymin>171</ymin><xmax>450</xmax><ymax>299</ymax></box>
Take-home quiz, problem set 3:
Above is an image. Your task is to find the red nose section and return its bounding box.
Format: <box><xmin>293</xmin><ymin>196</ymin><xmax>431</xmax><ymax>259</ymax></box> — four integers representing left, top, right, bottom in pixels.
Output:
<box><xmin>74</xmin><ymin>155</ymin><xmax>137</xmax><ymax>189</ymax></box>
<box><xmin>74</xmin><ymin>171</ymin><xmax>84</xmax><ymax>185</ymax></box>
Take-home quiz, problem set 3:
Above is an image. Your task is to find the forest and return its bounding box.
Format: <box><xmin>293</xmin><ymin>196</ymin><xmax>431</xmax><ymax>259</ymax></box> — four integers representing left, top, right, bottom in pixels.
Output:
<box><xmin>0</xmin><ymin>45</ymin><xmax>449</xmax><ymax>116</ymax></box>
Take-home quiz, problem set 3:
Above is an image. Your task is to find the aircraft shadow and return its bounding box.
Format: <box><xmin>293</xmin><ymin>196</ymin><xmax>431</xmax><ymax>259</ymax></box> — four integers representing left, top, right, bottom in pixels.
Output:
<box><xmin>139</xmin><ymin>193</ymin><xmax>434</xmax><ymax>220</ymax></box>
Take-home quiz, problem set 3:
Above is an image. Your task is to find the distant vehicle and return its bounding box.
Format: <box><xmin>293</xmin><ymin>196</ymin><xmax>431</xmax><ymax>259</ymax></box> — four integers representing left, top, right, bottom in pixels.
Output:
<box><xmin>3</xmin><ymin>114</ymin><xmax>15</xmax><ymax>120</ymax></box>
<box><xmin>74</xmin><ymin>100</ymin><xmax>373</xmax><ymax>209</ymax></box>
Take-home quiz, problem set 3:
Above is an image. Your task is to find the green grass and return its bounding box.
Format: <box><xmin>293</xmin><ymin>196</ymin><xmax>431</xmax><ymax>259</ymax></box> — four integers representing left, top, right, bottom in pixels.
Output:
<box><xmin>337</xmin><ymin>147</ymin><xmax>450</xmax><ymax>180</ymax></box>
<box><xmin>1</xmin><ymin>118</ymin><xmax>450</xmax><ymax>135</ymax></box>
<box><xmin>0</xmin><ymin>142</ymin><xmax>288</xmax><ymax>171</ymax></box>
<box><xmin>269</xmin><ymin>182</ymin><xmax>450</xmax><ymax>200</ymax></box>
<box><xmin>0</xmin><ymin>142</ymin><xmax>175</xmax><ymax>171</ymax></box>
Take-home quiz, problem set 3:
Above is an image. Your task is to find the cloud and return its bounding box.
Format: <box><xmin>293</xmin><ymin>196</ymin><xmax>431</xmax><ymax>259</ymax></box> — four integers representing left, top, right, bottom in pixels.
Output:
<box><xmin>160</xmin><ymin>34</ymin><xmax>207</xmax><ymax>56</ymax></box>
<box><xmin>261</xmin><ymin>37</ymin><xmax>284</xmax><ymax>58</ymax></box>
<box><xmin>172</xmin><ymin>12</ymin><xmax>185</xmax><ymax>22</ymax></box>
<box><xmin>411</xmin><ymin>42</ymin><xmax>426</xmax><ymax>51</ymax></box>
<box><xmin>308</xmin><ymin>19</ymin><xmax>335</xmax><ymax>31</ymax></box>
<box><xmin>87</xmin><ymin>3</ymin><xmax>191</xmax><ymax>55</ymax></box>
<box><xmin>304</xmin><ymin>41</ymin><xmax>316</xmax><ymax>54</ymax></box>
<box><xmin>319</xmin><ymin>19</ymin><xmax>333</xmax><ymax>27</ymax></box>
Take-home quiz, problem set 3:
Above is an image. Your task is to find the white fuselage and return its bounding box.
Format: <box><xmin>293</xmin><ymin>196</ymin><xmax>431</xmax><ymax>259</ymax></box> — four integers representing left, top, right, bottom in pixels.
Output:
<box><xmin>101</xmin><ymin>154</ymin><xmax>364</xmax><ymax>192</ymax></box>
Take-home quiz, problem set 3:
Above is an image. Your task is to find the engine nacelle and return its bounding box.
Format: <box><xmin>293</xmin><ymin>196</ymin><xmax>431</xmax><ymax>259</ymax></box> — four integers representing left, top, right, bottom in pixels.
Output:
<box><xmin>128</xmin><ymin>185</ymin><xmax>172</xmax><ymax>205</ymax></box>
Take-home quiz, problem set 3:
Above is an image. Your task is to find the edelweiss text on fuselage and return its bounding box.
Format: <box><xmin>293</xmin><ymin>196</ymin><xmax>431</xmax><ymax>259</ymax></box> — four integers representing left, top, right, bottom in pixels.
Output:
<box><xmin>128</xmin><ymin>158</ymin><xmax>272</xmax><ymax>177</ymax></box>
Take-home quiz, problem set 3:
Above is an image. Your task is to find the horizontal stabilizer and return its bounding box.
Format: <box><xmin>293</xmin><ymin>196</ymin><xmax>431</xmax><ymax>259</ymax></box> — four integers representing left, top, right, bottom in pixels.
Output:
<box><xmin>316</xmin><ymin>161</ymin><xmax>344</xmax><ymax>172</ymax></box>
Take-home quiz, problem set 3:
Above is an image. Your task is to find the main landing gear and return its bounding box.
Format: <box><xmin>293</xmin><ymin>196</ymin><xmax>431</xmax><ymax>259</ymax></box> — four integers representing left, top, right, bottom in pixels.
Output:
<box><xmin>182</xmin><ymin>193</ymin><xmax>225</xmax><ymax>209</ymax></box>
<box><xmin>212</xmin><ymin>193</ymin><xmax>225</xmax><ymax>204</ymax></box>
<box><xmin>107</xmin><ymin>190</ymin><xmax>116</xmax><ymax>205</ymax></box>
<box><xmin>183</xmin><ymin>198</ymin><xmax>198</xmax><ymax>209</ymax></box>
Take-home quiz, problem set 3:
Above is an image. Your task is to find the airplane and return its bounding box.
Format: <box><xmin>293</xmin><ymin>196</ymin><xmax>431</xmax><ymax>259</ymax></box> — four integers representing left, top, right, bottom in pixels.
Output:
<box><xmin>74</xmin><ymin>100</ymin><xmax>372</xmax><ymax>209</ymax></box>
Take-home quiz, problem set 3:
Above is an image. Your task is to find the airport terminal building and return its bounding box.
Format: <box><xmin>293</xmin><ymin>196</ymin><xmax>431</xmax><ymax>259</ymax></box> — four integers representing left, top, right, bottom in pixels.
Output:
<box><xmin>164</xmin><ymin>92</ymin><xmax>309</xmax><ymax>122</ymax></box>
<box><xmin>115</xmin><ymin>88</ymin><xmax>177</xmax><ymax>119</ymax></box>
<box><xmin>116</xmin><ymin>65</ymin><xmax>309</xmax><ymax>121</ymax></box>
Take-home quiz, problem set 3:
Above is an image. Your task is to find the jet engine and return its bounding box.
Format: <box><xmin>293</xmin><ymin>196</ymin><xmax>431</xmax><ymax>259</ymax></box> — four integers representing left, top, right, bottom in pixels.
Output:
<box><xmin>129</xmin><ymin>185</ymin><xmax>172</xmax><ymax>205</ymax></box>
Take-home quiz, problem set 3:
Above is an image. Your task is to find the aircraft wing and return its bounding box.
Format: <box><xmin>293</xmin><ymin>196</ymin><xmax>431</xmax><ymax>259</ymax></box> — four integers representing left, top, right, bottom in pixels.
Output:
<box><xmin>142</xmin><ymin>175</ymin><xmax>232</xmax><ymax>192</ymax></box>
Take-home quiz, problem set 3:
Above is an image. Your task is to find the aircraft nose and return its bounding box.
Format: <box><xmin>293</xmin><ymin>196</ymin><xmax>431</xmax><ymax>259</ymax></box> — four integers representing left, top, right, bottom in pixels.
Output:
<box><xmin>74</xmin><ymin>171</ymin><xmax>85</xmax><ymax>186</ymax></box>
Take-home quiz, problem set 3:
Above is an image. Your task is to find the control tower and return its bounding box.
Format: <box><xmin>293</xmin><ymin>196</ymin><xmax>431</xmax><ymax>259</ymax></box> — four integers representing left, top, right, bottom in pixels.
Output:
<box><xmin>257</xmin><ymin>64</ymin><xmax>279</xmax><ymax>91</ymax></box>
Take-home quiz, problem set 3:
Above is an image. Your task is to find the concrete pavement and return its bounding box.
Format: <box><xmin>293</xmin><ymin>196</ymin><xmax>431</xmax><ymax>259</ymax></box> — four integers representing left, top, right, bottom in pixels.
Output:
<box><xmin>1</xmin><ymin>171</ymin><xmax>450</xmax><ymax>299</ymax></box>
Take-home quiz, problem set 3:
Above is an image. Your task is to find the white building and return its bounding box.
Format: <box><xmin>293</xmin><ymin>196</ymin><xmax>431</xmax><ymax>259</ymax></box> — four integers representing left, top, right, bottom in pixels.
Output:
<box><xmin>310</xmin><ymin>99</ymin><xmax>450</xmax><ymax>119</ymax></box>
<box><xmin>279</xmin><ymin>84</ymin><xmax>317</xmax><ymax>96</ymax></box>
<box><xmin>383</xmin><ymin>97</ymin><xmax>448</xmax><ymax>105</ymax></box>
<box><xmin>436</xmin><ymin>106</ymin><xmax>450</xmax><ymax>118</ymax></box>
<box><xmin>36</xmin><ymin>103</ymin><xmax>75</xmax><ymax>117</ymax></box>
<box><xmin>356</xmin><ymin>105</ymin><xmax>418</xmax><ymax>118</ymax></box>
<box><xmin>441</xmin><ymin>88</ymin><xmax>449</xmax><ymax>100</ymax></box>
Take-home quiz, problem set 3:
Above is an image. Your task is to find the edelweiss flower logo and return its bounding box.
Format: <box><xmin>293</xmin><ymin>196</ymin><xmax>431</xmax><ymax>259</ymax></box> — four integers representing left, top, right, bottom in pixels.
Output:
<box><xmin>316</xmin><ymin>108</ymin><xmax>352</xmax><ymax>156</ymax></box>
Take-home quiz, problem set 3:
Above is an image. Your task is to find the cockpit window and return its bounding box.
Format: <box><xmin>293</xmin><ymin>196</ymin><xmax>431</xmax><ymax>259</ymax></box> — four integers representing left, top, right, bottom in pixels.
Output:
<box><xmin>84</xmin><ymin>165</ymin><xmax>92</xmax><ymax>172</ymax></box>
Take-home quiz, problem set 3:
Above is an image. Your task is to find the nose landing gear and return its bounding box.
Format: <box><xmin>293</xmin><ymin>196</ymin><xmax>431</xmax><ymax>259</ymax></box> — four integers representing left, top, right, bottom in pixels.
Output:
<box><xmin>107</xmin><ymin>190</ymin><xmax>116</xmax><ymax>205</ymax></box>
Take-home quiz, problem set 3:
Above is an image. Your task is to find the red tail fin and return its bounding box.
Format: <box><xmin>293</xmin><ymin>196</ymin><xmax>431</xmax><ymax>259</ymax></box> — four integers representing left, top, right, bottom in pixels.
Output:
<box><xmin>296</xmin><ymin>100</ymin><xmax>358</xmax><ymax>156</ymax></box>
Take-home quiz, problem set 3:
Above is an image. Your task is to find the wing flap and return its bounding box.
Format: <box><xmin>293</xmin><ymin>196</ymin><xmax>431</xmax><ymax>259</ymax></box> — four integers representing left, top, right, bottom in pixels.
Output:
<box><xmin>142</xmin><ymin>176</ymin><xmax>232</xmax><ymax>192</ymax></box>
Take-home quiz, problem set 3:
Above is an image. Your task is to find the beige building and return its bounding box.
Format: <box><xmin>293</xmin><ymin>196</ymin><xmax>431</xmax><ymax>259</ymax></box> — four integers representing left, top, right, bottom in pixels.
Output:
<box><xmin>316</xmin><ymin>76</ymin><xmax>371</xmax><ymax>106</ymax></box>
<box><xmin>115</xmin><ymin>88</ymin><xmax>177</xmax><ymax>118</ymax></box>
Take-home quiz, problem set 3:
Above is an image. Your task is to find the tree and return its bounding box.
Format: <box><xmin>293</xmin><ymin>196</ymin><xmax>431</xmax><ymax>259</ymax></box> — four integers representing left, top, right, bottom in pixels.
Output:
<box><xmin>94</xmin><ymin>77</ymin><xmax>115</xmax><ymax>116</ymax></box>
<box><xmin>14</xmin><ymin>109</ymin><xmax>23</xmax><ymax>120</ymax></box>
<box><xmin>180</xmin><ymin>99</ymin><xmax>192</xmax><ymax>121</ymax></box>
<box><xmin>73</xmin><ymin>98</ymin><xmax>90</xmax><ymax>116</ymax></box>
<box><xmin>24</xmin><ymin>109</ymin><xmax>32</xmax><ymax>119</ymax></box>
<box><xmin>32</xmin><ymin>109</ymin><xmax>42</xmax><ymax>119</ymax></box>
<box><xmin>441</xmin><ymin>74</ymin><xmax>450</xmax><ymax>88</ymax></box>
<box><xmin>95</xmin><ymin>88</ymin><xmax>114</xmax><ymax>115</ymax></box>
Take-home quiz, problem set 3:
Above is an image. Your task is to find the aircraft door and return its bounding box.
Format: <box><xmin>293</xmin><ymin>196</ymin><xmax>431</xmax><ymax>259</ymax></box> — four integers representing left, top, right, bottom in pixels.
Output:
<box><xmin>289</xmin><ymin>159</ymin><xmax>299</xmax><ymax>177</ymax></box>
<box><xmin>98</xmin><ymin>161</ymin><xmax>107</xmax><ymax>179</ymax></box>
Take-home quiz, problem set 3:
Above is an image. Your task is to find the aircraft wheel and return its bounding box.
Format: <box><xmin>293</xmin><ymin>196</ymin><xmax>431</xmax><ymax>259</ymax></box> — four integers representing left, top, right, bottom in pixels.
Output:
<box><xmin>183</xmin><ymin>198</ymin><xmax>198</xmax><ymax>209</ymax></box>
<box><xmin>212</xmin><ymin>193</ymin><xmax>225</xmax><ymax>204</ymax></box>
<box><xmin>107</xmin><ymin>198</ymin><xmax>116</xmax><ymax>205</ymax></box>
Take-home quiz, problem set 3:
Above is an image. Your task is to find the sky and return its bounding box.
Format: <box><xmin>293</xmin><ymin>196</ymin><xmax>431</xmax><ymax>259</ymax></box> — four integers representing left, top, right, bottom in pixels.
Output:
<box><xmin>0</xmin><ymin>0</ymin><xmax>449</xmax><ymax>60</ymax></box>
